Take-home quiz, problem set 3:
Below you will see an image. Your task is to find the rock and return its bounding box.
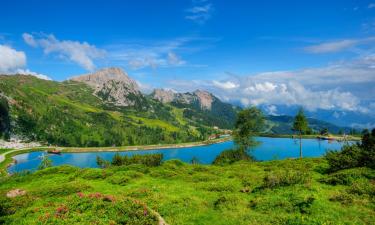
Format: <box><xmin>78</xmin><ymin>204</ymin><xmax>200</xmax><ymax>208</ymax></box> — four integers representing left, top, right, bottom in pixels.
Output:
<box><xmin>151</xmin><ymin>89</ymin><xmax>214</xmax><ymax>110</ymax></box>
<box><xmin>6</xmin><ymin>189</ymin><xmax>26</xmax><ymax>198</ymax></box>
<box><xmin>70</xmin><ymin>67</ymin><xmax>143</xmax><ymax>107</ymax></box>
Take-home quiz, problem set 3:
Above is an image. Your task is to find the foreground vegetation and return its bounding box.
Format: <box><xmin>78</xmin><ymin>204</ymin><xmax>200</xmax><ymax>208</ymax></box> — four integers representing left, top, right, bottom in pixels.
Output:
<box><xmin>1</xmin><ymin>157</ymin><xmax>374</xmax><ymax>224</ymax></box>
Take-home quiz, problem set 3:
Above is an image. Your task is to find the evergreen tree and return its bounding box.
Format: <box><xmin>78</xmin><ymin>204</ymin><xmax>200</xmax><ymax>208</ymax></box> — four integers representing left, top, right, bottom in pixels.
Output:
<box><xmin>233</xmin><ymin>107</ymin><xmax>265</xmax><ymax>151</ymax></box>
<box><xmin>293</xmin><ymin>108</ymin><xmax>309</xmax><ymax>159</ymax></box>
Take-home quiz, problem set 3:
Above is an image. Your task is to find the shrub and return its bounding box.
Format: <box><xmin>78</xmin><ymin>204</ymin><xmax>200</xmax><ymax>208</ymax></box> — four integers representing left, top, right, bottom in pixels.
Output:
<box><xmin>329</xmin><ymin>192</ymin><xmax>354</xmax><ymax>205</ymax></box>
<box><xmin>213</xmin><ymin>195</ymin><xmax>240</xmax><ymax>210</ymax></box>
<box><xmin>320</xmin><ymin>168</ymin><xmax>375</xmax><ymax>186</ymax></box>
<box><xmin>348</xmin><ymin>180</ymin><xmax>375</xmax><ymax>196</ymax></box>
<box><xmin>34</xmin><ymin>182</ymin><xmax>92</xmax><ymax>197</ymax></box>
<box><xmin>325</xmin><ymin>145</ymin><xmax>362</xmax><ymax>173</ymax></box>
<box><xmin>109</xmin><ymin>153</ymin><xmax>163</xmax><ymax>167</ymax></box>
<box><xmin>213</xmin><ymin>149</ymin><xmax>254</xmax><ymax>165</ymax></box>
<box><xmin>80</xmin><ymin>168</ymin><xmax>113</xmax><ymax>180</ymax></box>
<box><xmin>107</xmin><ymin>175</ymin><xmax>131</xmax><ymax>186</ymax></box>
<box><xmin>325</xmin><ymin>129</ymin><xmax>375</xmax><ymax>172</ymax></box>
<box><xmin>261</xmin><ymin>170</ymin><xmax>309</xmax><ymax>189</ymax></box>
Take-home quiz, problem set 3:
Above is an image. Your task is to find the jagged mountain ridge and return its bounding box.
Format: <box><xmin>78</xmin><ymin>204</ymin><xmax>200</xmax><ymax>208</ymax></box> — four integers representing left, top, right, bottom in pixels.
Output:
<box><xmin>70</xmin><ymin>67</ymin><xmax>144</xmax><ymax>107</ymax></box>
<box><xmin>151</xmin><ymin>88</ymin><xmax>240</xmax><ymax>129</ymax></box>
<box><xmin>151</xmin><ymin>89</ymin><xmax>215</xmax><ymax>110</ymax></box>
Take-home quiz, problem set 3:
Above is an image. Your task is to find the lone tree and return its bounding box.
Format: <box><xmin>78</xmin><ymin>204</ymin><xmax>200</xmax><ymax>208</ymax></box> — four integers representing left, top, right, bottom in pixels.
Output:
<box><xmin>293</xmin><ymin>108</ymin><xmax>309</xmax><ymax>159</ymax></box>
<box><xmin>233</xmin><ymin>107</ymin><xmax>265</xmax><ymax>151</ymax></box>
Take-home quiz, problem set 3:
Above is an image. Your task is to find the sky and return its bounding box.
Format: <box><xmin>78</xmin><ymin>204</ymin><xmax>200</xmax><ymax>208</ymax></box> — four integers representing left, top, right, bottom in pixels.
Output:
<box><xmin>1</xmin><ymin>0</ymin><xmax>375</xmax><ymax>125</ymax></box>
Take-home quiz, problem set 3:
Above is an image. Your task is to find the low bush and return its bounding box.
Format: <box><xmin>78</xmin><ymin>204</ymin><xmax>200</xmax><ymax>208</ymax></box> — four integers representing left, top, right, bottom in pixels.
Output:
<box><xmin>2</xmin><ymin>194</ymin><xmax>159</xmax><ymax>224</ymax></box>
<box><xmin>213</xmin><ymin>195</ymin><xmax>240</xmax><ymax>210</ymax></box>
<box><xmin>325</xmin><ymin>128</ymin><xmax>375</xmax><ymax>172</ymax></box>
<box><xmin>325</xmin><ymin>145</ymin><xmax>363</xmax><ymax>173</ymax></box>
<box><xmin>320</xmin><ymin>168</ymin><xmax>375</xmax><ymax>186</ymax></box>
<box><xmin>329</xmin><ymin>192</ymin><xmax>354</xmax><ymax>205</ymax></box>
<box><xmin>213</xmin><ymin>149</ymin><xmax>254</xmax><ymax>165</ymax></box>
<box><xmin>98</xmin><ymin>153</ymin><xmax>163</xmax><ymax>167</ymax></box>
<box><xmin>107</xmin><ymin>174</ymin><xmax>131</xmax><ymax>186</ymax></box>
<box><xmin>348</xmin><ymin>180</ymin><xmax>375</xmax><ymax>196</ymax></box>
<box><xmin>260</xmin><ymin>170</ymin><xmax>309</xmax><ymax>189</ymax></box>
<box><xmin>33</xmin><ymin>181</ymin><xmax>91</xmax><ymax>197</ymax></box>
<box><xmin>80</xmin><ymin>168</ymin><xmax>113</xmax><ymax>180</ymax></box>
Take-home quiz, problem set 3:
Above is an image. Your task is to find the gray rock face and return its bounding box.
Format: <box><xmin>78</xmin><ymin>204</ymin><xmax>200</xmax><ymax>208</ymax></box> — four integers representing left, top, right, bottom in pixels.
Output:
<box><xmin>151</xmin><ymin>89</ymin><xmax>214</xmax><ymax>110</ymax></box>
<box><xmin>70</xmin><ymin>67</ymin><xmax>142</xmax><ymax>107</ymax></box>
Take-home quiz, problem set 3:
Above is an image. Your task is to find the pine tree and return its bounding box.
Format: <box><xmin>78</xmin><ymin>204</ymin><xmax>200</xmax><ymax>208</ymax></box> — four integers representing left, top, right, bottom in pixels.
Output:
<box><xmin>293</xmin><ymin>108</ymin><xmax>309</xmax><ymax>159</ymax></box>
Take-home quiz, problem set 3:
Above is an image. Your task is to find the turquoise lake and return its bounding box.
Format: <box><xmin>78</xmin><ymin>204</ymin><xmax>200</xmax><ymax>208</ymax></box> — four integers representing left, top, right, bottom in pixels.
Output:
<box><xmin>8</xmin><ymin>137</ymin><xmax>353</xmax><ymax>173</ymax></box>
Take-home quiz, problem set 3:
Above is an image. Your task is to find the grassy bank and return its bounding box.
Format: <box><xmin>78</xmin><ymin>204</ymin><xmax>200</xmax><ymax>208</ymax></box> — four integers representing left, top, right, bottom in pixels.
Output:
<box><xmin>1</xmin><ymin>158</ymin><xmax>374</xmax><ymax>224</ymax></box>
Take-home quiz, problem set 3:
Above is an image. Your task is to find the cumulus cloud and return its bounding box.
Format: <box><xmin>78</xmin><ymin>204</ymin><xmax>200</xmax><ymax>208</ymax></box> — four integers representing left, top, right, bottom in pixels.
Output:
<box><xmin>166</xmin><ymin>54</ymin><xmax>375</xmax><ymax>114</ymax></box>
<box><xmin>0</xmin><ymin>44</ymin><xmax>26</xmax><ymax>72</ymax></box>
<box><xmin>22</xmin><ymin>33</ymin><xmax>106</xmax><ymax>71</ymax></box>
<box><xmin>0</xmin><ymin>44</ymin><xmax>51</xmax><ymax>80</ymax></box>
<box><xmin>185</xmin><ymin>1</ymin><xmax>213</xmax><ymax>24</ymax></box>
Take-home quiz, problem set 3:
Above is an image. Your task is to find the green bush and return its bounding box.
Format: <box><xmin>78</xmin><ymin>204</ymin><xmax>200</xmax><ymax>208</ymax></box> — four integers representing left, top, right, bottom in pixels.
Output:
<box><xmin>2</xmin><ymin>194</ymin><xmax>159</xmax><ymax>224</ymax></box>
<box><xmin>213</xmin><ymin>149</ymin><xmax>254</xmax><ymax>165</ymax></box>
<box><xmin>107</xmin><ymin>174</ymin><xmax>131</xmax><ymax>186</ymax></box>
<box><xmin>33</xmin><ymin>181</ymin><xmax>91</xmax><ymax>197</ymax></box>
<box><xmin>261</xmin><ymin>170</ymin><xmax>309</xmax><ymax>189</ymax></box>
<box><xmin>106</xmin><ymin>153</ymin><xmax>163</xmax><ymax>167</ymax></box>
<box><xmin>329</xmin><ymin>192</ymin><xmax>354</xmax><ymax>205</ymax></box>
<box><xmin>320</xmin><ymin>168</ymin><xmax>375</xmax><ymax>186</ymax></box>
<box><xmin>325</xmin><ymin>145</ymin><xmax>363</xmax><ymax>173</ymax></box>
<box><xmin>80</xmin><ymin>168</ymin><xmax>113</xmax><ymax>180</ymax></box>
<box><xmin>213</xmin><ymin>195</ymin><xmax>240</xmax><ymax>210</ymax></box>
<box><xmin>325</xmin><ymin>129</ymin><xmax>375</xmax><ymax>172</ymax></box>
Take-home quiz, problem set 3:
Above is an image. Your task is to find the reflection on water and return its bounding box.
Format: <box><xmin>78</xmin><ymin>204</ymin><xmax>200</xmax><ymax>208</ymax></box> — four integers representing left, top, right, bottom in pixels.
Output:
<box><xmin>9</xmin><ymin>137</ymin><xmax>352</xmax><ymax>173</ymax></box>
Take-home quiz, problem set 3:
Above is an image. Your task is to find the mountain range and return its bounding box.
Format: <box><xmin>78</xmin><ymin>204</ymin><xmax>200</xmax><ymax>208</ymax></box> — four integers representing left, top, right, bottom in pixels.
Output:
<box><xmin>0</xmin><ymin>67</ymin><xmax>354</xmax><ymax>147</ymax></box>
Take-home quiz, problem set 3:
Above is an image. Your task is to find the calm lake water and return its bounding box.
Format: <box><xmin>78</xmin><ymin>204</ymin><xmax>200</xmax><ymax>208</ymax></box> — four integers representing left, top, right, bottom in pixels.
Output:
<box><xmin>8</xmin><ymin>137</ymin><xmax>352</xmax><ymax>173</ymax></box>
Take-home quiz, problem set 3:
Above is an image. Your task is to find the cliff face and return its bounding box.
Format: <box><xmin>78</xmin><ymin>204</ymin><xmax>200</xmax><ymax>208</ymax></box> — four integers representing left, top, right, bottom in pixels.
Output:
<box><xmin>151</xmin><ymin>89</ymin><xmax>214</xmax><ymax>110</ymax></box>
<box><xmin>70</xmin><ymin>67</ymin><xmax>142</xmax><ymax>107</ymax></box>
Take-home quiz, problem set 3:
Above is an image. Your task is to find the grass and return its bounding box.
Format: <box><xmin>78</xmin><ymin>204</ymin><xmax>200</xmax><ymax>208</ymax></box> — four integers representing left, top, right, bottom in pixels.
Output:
<box><xmin>128</xmin><ymin>115</ymin><xmax>180</xmax><ymax>132</ymax></box>
<box><xmin>1</xmin><ymin>158</ymin><xmax>374</xmax><ymax>224</ymax></box>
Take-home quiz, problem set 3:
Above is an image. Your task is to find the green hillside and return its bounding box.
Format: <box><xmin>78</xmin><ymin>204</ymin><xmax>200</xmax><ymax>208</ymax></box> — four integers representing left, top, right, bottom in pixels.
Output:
<box><xmin>0</xmin><ymin>75</ymin><xmax>216</xmax><ymax>147</ymax></box>
<box><xmin>1</xmin><ymin>158</ymin><xmax>374</xmax><ymax>224</ymax></box>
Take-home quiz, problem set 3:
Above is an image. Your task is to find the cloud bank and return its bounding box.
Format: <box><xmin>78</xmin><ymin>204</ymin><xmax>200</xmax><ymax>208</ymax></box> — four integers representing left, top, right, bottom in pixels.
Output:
<box><xmin>0</xmin><ymin>44</ymin><xmax>50</xmax><ymax>80</ymax></box>
<box><xmin>23</xmin><ymin>33</ymin><xmax>106</xmax><ymax>71</ymax></box>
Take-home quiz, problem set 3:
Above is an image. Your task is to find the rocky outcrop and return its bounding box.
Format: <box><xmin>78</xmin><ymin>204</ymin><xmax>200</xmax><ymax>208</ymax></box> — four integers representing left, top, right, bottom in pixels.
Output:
<box><xmin>151</xmin><ymin>89</ymin><xmax>214</xmax><ymax>110</ymax></box>
<box><xmin>70</xmin><ymin>67</ymin><xmax>142</xmax><ymax>107</ymax></box>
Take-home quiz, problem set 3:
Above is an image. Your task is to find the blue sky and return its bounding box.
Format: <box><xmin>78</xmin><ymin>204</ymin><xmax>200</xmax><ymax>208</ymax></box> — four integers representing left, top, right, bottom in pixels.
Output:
<box><xmin>1</xmin><ymin>0</ymin><xmax>375</xmax><ymax>125</ymax></box>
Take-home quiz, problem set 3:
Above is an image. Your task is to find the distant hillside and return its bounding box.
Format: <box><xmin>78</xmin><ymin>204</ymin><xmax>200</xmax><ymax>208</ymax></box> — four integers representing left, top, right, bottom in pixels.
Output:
<box><xmin>265</xmin><ymin>115</ymin><xmax>352</xmax><ymax>134</ymax></box>
<box><xmin>0</xmin><ymin>69</ymin><xmax>225</xmax><ymax>147</ymax></box>
<box><xmin>151</xmin><ymin>89</ymin><xmax>240</xmax><ymax>129</ymax></box>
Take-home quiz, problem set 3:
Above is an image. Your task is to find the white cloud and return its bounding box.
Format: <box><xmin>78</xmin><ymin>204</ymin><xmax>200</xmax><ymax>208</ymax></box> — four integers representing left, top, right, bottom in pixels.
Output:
<box><xmin>166</xmin><ymin>54</ymin><xmax>375</xmax><ymax>114</ymax></box>
<box><xmin>213</xmin><ymin>80</ymin><xmax>238</xmax><ymax>89</ymax></box>
<box><xmin>0</xmin><ymin>44</ymin><xmax>51</xmax><ymax>80</ymax></box>
<box><xmin>304</xmin><ymin>37</ymin><xmax>375</xmax><ymax>53</ymax></box>
<box><xmin>185</xmin><ymin>1</ymin><xmax>213</xmax><ymax>24</ymax></box>
<box><xmin>265</xmin><ymin>105</ymin><xmax>278</xmax><ymax>116</ymax></box>
<box><xmin>108</xmin><ymin>38</ymin><xmax>193</xmax><ymax>70</ymax></box>
<box><xmin>304</xmin><ymin>40</ymin><xmax>358</xmax><ymax>53</ymax></box>
<box><xmin>167</xmin><ymin>52</ymin><xmax>186</xmax><ymax>66</ymax></box>
<box><xmin>368</xmin><ymin>3</ymin><xmax>375</xmax><ymax>9</ymax></box>
<box><xmin>23</xmin><ymin>33</ymin><xmax>106</xmax><ymax>71</ymax></box>
<box><xmin>15</xmin><ymin>69</ymin><xmax>51</xmax><ymax>80</ymax></box>
<box><xmin>0</xmin><ymin>44</ymin><xmax>26</xmax><ymax>73</ymax></box>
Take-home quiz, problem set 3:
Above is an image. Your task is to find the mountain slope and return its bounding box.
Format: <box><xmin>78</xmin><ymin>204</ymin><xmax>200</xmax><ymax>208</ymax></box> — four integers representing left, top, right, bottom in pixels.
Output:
<box><xmin>151</xmin><ymin>89</ymin><xmax>240</xmax><ymax>129</ymax></box>
<box><xmin>265</xmin><ymin>115</ymin><xmax>352</xmax><ymax>134</ymax></box>
<box><xmin>0</xmin><ymin>71</ymin><xmax>218</xmax><ymax>147</ymax></box>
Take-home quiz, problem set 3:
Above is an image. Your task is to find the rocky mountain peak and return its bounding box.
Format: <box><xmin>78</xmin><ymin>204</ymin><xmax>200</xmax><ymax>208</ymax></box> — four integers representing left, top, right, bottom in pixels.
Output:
<box><xmin>151</xmin><ymin>88</ymin><xmax>215</xmax><ymax>110</ymax></box>
<box><xmin>193</xmin><ymin>90</ymin><xmax>214</xmax><ymax>110</ymax></box>
<box><xmin>69</xmin><ymin>67</ymin><xmax>142</xmax><ymax>107</ymax></box>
